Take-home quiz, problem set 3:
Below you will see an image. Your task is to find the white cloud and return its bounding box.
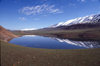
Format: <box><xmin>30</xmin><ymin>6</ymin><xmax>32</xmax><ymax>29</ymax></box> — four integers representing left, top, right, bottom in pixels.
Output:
<box><xmin>77</xmin><ymin>0</ymin><xmax>98</xmax><ymax>2</ymax></box>
<box><xmin>19</xmin><ymin>17</ymin><xmax>21</xmax><ymax>19</ymax></box>
<box><xmin>19</xmin><ymin>17</ymin><xmax>27</xmax><ymax>21</ymax></box>
<box><xmin>77</xmin><ymin>0</ymin><xmax>86</xmax><ymax>2</ymax></box>
<box><xmin>43</xmin><ymin>15</ymin><xmax>47</xmax><ymax>16</ymax></box>
<box><xmin>19</xmin><ymin>4</ymin><xmax>63</xmax><ymax>15</ymax></box>
<box><xmin>81</xmin><ymin>0</ymin><xmax>85</xmax><ymax>2</ymax></box>
<box><xmin>14</xmin><ymin>1</ymin><xmax>17</xmax><ymax>3</ymax></box>
<box><xmin>77</xmin><ymin>0</ymin><xmax>97</xmax><ymax>2</ymax></box>
<box><xmin>69</xmin><ymin>3</ymin><xmax>75</xmax><ymax>6</ymax></box>
<box><xmin>68</xmin><ymin>3</ymin><xmax>77</xmax><ymax>8</ymax></box>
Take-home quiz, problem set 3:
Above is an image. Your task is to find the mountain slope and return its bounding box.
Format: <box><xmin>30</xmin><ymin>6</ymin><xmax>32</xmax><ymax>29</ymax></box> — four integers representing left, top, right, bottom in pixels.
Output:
<box><xmin>0</xmin><ymin>25</ymin><xmax>18</xmax><ymax>42</ymax></box>
<box><xmin>50</xmin><ymin>13</ymin><xmax>100</xmax><ymax>28</ymax></box>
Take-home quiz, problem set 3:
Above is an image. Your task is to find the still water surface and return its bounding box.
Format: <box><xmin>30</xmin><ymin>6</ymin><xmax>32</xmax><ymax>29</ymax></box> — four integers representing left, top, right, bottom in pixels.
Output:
<box><xmin>9</xmin><ymin>35</ymin><xmax>100</xmax><ymax>49</ymax></box>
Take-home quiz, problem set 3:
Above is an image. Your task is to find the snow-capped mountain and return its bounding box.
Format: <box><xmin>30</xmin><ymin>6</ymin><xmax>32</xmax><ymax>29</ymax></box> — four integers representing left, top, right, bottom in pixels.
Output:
<box><xmin>50</xmin><ymin>37</ymin><xmax>100</xmax><ymax>48</ymax></box>
<box><xmin>50</xmin><ymin>14</ymin><xmax>100</xmax><ymax>28</ymax></box>
<box><xmin>21</xmin><ymin>28</ymin><xmax>36</xmax><ymax>31</ymax></box>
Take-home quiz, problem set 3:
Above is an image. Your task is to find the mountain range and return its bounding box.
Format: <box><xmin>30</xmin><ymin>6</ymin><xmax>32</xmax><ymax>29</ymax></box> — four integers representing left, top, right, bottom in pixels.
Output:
<box><xmin>48</xmin><ymin>13</ymin><xmax>100</xmax><ymax>29</ymax></box>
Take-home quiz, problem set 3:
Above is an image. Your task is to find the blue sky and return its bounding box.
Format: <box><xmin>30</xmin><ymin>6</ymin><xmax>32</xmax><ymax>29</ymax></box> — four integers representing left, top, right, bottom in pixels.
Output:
<box><xmin>0</xmin><ymin>0</ymin><xmax>100</xmax><ymax>30</ymax></box>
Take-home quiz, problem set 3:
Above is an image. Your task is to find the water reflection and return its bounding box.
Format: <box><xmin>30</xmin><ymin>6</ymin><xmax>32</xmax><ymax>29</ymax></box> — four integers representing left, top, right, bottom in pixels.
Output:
<box><xmin>49</xmin><ymin>37</ymin><xmax>100</xmax><ymax>48</ymax></box>
<box><xmin>9</xmin><ymin>35</ymin><xmax>100</xmax><ymax>49</ymax></box>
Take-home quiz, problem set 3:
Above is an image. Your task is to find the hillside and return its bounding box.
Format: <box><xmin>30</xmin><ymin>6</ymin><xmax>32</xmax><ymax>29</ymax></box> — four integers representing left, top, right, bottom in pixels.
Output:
<box><xmin>0</xmin><ymin>25</ymin><xmax>18</xmax><ymax>42</ymax></box>
<box><xmin>49</xmin><ymin>13</ymin><xmax>100</xmax><ymax>28</ymax></box>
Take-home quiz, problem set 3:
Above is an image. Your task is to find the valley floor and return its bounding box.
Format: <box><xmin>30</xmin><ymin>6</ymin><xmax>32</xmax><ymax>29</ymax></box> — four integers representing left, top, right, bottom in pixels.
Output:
<box><xmin>1</xmin><ymin>41</ymin><xmax>100</xmax><ymax>66</ymax></box>
<box><xmin>20</xmin><ymin>27</ymin><xmax>100</xmax><ymax>40</ymax></box>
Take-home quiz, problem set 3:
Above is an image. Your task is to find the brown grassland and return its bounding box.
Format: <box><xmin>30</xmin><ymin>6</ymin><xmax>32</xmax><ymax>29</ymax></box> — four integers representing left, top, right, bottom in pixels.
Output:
<box><xmin>1</xmin><ymin>41</ymin><xmax>100</xmax><ymax>66</ymax></box>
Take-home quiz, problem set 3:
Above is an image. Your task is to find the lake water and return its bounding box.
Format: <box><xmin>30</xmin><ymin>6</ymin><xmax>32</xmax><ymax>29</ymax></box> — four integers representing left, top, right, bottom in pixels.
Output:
<box><xmin>9</xmin><ymin>35</ymin><xmax>100</xmax><ymax>49</ymax></box>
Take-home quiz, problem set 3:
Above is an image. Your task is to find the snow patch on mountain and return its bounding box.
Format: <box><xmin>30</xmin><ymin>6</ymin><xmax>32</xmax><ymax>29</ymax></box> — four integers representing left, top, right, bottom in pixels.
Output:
<box><xmin>21</xmin><ymin>28</ymin><xmax>36</xmax><ymax>31</ymax></box>
<box><xmin>49</xmin><ymin>14</ymin><xmax>100</xmax><ymax>28</ymax></box>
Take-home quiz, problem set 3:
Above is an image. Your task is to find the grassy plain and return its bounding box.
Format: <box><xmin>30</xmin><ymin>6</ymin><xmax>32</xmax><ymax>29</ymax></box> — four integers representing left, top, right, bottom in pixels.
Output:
<box><xmin>11</xmin><ymin>27</ymin><xmax>100</xmax><ymax>39</ymax></box>
<box><xmin>21</xmin><ymin>27</ymin><xmax>100</xmax><ymax>40</ymax></box>
<box><xmin>1</xmin><ymin>41</ymin><xmax>100</xmax><ymax>66</ymax></box>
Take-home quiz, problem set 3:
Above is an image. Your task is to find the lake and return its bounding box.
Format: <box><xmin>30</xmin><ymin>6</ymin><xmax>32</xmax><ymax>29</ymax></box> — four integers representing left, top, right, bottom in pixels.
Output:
<box><xmin>9</xmin><ymin>35</ymin><xmax>100</xmax><ymax>49</ymax></box>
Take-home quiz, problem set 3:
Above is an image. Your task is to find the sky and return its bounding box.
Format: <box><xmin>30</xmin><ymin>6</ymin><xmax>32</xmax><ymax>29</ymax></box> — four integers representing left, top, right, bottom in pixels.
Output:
<box><xmin>0</xmin><ymin>0</ymin><xmax>100</xmax><ymax>30</ymax></box>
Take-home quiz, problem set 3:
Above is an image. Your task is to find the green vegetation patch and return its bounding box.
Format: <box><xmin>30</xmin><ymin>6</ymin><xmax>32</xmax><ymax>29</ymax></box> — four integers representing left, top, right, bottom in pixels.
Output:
<box><xmin>1</xmin><ymin>41</ymin><xmax>100</xmax><ymax>66</ymax></box>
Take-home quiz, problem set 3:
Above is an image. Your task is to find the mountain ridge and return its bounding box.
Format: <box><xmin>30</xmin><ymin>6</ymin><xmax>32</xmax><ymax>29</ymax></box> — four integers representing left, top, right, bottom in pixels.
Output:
<box><xmin>49</xmin><ymin>13</ymin><xmax>100</xmax><ymax>28</ymax></box>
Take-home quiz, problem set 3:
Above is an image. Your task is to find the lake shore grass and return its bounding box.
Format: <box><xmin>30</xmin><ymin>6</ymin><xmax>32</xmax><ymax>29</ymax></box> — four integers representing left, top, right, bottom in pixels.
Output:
<box><xmin>13</xmin><ymin>27</ymin><xmax>100</xmax><ymax>40</ymax></box>
<box><xmin>1</xmin><ymin>41</ymin><xmax>100</xmax><ymax>66</ymax></box>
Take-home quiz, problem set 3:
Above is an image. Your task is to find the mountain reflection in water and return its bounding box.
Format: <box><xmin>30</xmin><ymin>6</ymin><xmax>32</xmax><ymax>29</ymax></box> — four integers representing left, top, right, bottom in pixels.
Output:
<box><xmin>9</xmin><ymin>35</ymin><xmax>100</xmax><ymax>49</ymax></box>
<box><xmin>49</xmin><ymin>37</ymin><xmax>100</xmax><ymax>48</ymax></box>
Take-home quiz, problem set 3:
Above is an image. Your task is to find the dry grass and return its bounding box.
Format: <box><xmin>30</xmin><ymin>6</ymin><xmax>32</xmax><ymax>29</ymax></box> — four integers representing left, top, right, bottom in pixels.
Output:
<box><xmin>1</xmin><ymin>41</ymin><xmax>100</xmax><ymax>66</ymax></box>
